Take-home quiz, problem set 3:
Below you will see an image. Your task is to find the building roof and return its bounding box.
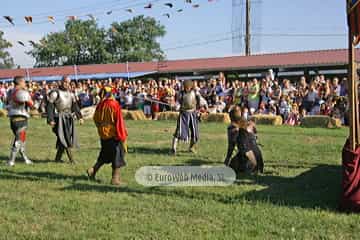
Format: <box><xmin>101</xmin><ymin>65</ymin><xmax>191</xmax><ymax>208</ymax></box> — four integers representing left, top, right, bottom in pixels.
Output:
<box><xmin>0</xmin><ymin>48</ymin><xmax>358</xmax><ymax>80</ymax></box>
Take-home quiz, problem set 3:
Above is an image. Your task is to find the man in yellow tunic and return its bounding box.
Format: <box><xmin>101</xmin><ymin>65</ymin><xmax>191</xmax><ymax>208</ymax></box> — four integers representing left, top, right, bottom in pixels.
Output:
<box><xmin>87</xmin><ymin>86</ymin><xmax>128</xmax><ymax>185</ymax></box>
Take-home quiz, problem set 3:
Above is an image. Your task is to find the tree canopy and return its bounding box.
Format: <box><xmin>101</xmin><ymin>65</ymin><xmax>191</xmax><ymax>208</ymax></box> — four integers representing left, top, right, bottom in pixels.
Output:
<box><xmin>0</xmin><ymin>31</ymin><xmax>14</xmax><ymax>69</ymax></box>
<box><xmin>28</xmin><ymin>16</ymin><xmax>166</xmax><ymax>67</ymax></box>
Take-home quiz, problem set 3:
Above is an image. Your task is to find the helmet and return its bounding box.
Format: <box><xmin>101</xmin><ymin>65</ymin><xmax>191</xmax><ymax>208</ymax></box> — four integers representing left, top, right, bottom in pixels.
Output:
<box><xmin>99</xmin><ymin>85</ymin><xmax>113</xmax><ymax>99</ymax></box>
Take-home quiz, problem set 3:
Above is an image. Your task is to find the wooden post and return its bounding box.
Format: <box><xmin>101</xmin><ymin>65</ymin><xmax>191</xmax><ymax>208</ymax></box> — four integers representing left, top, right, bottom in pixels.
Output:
<box><xmin>245</xmin><ymin>0</ymin><xmax>251</xmax><ymax>56</ymax></box>
<box><xmin>348</xmin><ymin>29</ymin><xmax>359</xmax><ymax>151</ymax></box>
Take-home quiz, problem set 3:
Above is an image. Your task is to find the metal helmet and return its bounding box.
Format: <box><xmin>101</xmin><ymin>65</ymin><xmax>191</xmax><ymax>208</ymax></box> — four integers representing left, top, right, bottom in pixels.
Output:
<box><xmin>14</xmin><ymin>89</ymin><xmax>31</xmax><ymax>103</ymax></box>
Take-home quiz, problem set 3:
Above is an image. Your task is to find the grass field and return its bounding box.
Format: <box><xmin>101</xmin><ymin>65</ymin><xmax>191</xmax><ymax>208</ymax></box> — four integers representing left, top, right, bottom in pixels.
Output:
<box><xmin>0</xmin><ymin>118</ymin><xmax>359</xmax><ymax>239</ymax></box>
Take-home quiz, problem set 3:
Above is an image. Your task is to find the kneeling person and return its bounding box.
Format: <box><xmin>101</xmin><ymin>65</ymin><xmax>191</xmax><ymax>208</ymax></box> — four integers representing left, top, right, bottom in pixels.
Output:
<box><xmin>225</xmin><ymin>107</ymin><xmax>264</xmax><ymax>174</ymax></box>
<box><xmin>7</xmin><ymin>76</ymin><xmax>33</xmax><ymax>166</ymax></box>
<box><xmin>87</xmin><ymin>86</ymin><xmax>128</xmax><ymax>185</ymax></box>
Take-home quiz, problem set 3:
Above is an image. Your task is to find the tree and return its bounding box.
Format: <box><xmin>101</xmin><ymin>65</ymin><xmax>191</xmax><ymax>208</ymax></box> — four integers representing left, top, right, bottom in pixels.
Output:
<box><xmin>28</xmin><ymin>16</ymin><xmax>166</xmax><ymax>67</ymax></box>
<box><xmin>107</xmin><ymin>15</ymin><xmax>166</xmax><ymax>62</ymax></box>
<box><xmin>0</xmin><ymin>31</ymin><xmax>14</xmax><ymax>69</ymax></box>
<box><xmin>28</xmin><ymin>20</ymin><xmax>110</xmax><ymax>67</ymax></box>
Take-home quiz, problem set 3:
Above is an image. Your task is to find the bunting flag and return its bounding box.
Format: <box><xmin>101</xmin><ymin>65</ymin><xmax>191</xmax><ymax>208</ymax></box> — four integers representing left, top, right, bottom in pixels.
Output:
<box><xmin>68</xmin><ymin>16</ymin><xmax>77</xmax><ymax>21</ymax></box>
<box><xmin>24</xmin><ymin>16</ymin><xmax>33</xmax><ymax>24</ymax></box>
<box><xmin>29</xmin><ymin>40</ymin><xmax>37</xmax><ymax>46</ymax></box>
<box><xmin>17</xmin><ymin>41</ymin><xmax>25</xmax><ymax>47</ymax></box>
<box><xmin>4</xmin><ymin>16</ymin><xmax>15</xmax><ymax>26</ymax></box>
<box><xmin>348</xmin><ymin>0</ymin><xmax>360</xmax><ymax>45</ymax></box>
<box><xmin>144</xmin><ymin>3</ymin><xmax>152</xmax><ymax>9</ymax></box>
<box><xmin>87</xmin><ymin>14</ymin><xmax>96</xmax><ymax>21</ymax></box>
<box><xmin>48</xmin><ymin>16</ymin><xmax>55</xmax><ymax>24</ymax></box>
<box><xmin>0</xmin><ymin>0</ymin><xmax>211</xmax><ymax>30</ymax></box>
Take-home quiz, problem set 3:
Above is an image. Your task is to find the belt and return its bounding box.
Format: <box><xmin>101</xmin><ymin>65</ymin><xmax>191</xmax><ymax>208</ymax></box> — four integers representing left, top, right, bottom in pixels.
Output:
<box><xmin>96</xmin><ymin>122</ymin><xmax>114</xmax><ymax>127</ymax></box>
<box><xmin>11</xmin><ymin>116</ymin><xmax>27</xmax><ymax>122</ymax></box>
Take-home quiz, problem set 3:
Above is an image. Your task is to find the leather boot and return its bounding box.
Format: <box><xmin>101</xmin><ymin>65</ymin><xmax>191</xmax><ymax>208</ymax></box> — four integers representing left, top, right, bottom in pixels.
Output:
<box><xmin>111</xmin><ymin>168</ymin><xmax>121</xmax><ymax>186</ymax></box>
<box><xmin>55</xmin><ymin>147</ymin><xmax>65</xmax><ymax>163</ymax></box>
<box><xmin>65</xmin><ymin>148</ymin><xmax>75</xmax><ymax>164</ymax></box>
<box><xmin>87</xmin><ymin>162</ymin><xmax>103</xmax><ymax>181</ymax></box>
<box><xmin>189</xmin><ymin>140</ymin><xmax>197</xmax><ymax>154</ymax></box>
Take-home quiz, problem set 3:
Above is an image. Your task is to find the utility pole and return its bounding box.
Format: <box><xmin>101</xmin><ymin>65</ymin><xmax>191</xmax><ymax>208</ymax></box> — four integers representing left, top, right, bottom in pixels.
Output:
<box><xmin>245</xmin><ymin>0</ymin><xmax>251</xmax><ymax>56</ymax></box>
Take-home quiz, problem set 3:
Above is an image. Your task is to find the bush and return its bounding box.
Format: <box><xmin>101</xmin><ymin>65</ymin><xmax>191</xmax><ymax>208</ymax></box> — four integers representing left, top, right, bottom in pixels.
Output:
<box><xmin>250</xmin><ymin>114</ymin><xmax>283</xmax><ymax>125</ymax></box>
<box><xmin>301</xmin><ymin>115</ymin><xmax>341</xmax><ymax>128</ymax></box>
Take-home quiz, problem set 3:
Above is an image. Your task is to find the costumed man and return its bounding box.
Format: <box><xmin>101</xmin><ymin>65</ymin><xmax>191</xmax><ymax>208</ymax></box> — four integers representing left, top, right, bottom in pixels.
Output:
<box><xmin>224</xmin><ymin>106</ymin><xmax>264</xmax><ymax>174</ymax></box>
<box><xmin>172</xmin><ymin>80</ymin><xmax>201</xmax><ymax>154</ymax></box>
<box><xmin>6</xmin><ymin>76</ymin><xmax>34</xmax><ymax>166</ymax></box>
<box><xmin>46</xmin><ymin>76</ymin><xmax>83</xmax><ymax>164</ymax></box>
<box><xmin>87</xmin><ymin>85</ymin><xmax>127</xmax><ymax>185</ymax></box>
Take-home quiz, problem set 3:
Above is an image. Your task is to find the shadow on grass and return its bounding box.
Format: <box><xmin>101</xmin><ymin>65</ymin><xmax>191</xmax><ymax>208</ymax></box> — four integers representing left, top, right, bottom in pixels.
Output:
<box><xmin>0</xmin><ymin>169</ymin><xmax>88</xmax><ymax>182</ymax></box>
<box><xmin>130</xmin><ymin>146</ymin><xmax>171</xmax><ymax>155</ymax></box>
<box><xmin>61</xmin><ymin>164</ymin><xmax>342</xmax><ymax>211</ymax></box>
<box><xmin>184</xmin><ymin>158</ymin><xmax>221</xmax><ymax>165</ymax></box>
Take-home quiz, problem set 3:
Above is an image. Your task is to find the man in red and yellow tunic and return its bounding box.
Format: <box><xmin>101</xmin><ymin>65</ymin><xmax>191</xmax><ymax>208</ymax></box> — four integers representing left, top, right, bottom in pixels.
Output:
<box><xmin>87</xmin><ymin>86</ymin><xmax>127</xmax><ymax>185</ymax></box>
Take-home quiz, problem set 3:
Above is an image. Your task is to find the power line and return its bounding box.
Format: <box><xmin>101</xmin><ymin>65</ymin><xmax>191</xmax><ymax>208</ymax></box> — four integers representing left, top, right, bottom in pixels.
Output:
<box><xmin>163</xmin><ymin>33</ymin><xmax>347</xmax><ymax>51</ymax></box>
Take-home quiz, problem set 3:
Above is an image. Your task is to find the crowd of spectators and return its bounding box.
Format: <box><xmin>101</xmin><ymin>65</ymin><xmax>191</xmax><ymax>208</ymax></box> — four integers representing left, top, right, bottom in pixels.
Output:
<box><xmin>0</xmin><ymin>73</ymin><xmax>352</xmax><ymax>125</ymax></box>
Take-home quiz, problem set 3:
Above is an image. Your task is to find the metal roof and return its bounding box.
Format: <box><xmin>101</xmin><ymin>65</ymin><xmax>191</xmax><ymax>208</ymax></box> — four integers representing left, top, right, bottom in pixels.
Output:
<box><xmin>0</xmin><ymin>49</ymin><xmax>357</xmax><ymax>80</ymax></box>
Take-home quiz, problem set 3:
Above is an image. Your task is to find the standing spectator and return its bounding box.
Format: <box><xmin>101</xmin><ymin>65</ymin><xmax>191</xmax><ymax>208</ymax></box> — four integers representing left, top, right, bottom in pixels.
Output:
<box><xmin>247</xmin><ymin>78</ymin><xmax>260</xmax><ymax>112</ymax></box>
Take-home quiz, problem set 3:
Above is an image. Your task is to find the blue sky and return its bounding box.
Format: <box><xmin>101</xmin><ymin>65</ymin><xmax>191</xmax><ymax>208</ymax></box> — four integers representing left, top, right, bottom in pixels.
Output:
<box><xmin>0</xmin><ymin>0</ymin><xmax>347</xmax><ymax>67</ymax></box>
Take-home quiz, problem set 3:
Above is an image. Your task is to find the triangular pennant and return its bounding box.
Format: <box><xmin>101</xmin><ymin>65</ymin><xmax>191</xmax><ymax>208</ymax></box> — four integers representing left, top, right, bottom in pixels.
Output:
<box><xmin>48</xmin><ymin>16</ymin><xmax>55</xmax><ymax>24</ymax></box>
<box><xmin>4</xmin><ymin>16</ymin><xmax>15</xmax><ymax>26</ymax></box>
<box><xmin>24</xmin><ymin>16</ymin><xmax>33</xmax><ymax>24</ymax></box>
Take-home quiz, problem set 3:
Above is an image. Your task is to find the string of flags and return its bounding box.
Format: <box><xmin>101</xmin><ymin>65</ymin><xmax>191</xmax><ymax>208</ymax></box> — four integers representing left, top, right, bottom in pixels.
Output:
<box><xmin>3</xmin><ymin>0</ymin><xmax>218</xmax><ymax>47</ymax></box>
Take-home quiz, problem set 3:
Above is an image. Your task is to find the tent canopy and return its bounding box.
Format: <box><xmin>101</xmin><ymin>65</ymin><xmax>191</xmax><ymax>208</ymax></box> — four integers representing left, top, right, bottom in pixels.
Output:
<box><xmin>0</xmin><ymin>71</ymin><xmax>157</xmax><ymax>82</ymax></box>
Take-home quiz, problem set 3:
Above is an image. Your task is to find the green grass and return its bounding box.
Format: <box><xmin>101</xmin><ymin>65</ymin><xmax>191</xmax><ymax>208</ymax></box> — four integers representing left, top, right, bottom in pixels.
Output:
<box><xmin>0</xmin><ymin>118</ymin><xmax>359</xmax><ymax>239</ymax></box>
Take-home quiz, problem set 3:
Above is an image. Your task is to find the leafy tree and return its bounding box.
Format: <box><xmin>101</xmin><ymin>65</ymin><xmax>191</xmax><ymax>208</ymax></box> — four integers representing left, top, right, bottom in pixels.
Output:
<box><xmin>28</xmin><ymin>16</ymin><xmax>166</xmax><ymax>67</ymax></box>
<box><xmin>28</xmin><ymin>20</ymin><xmax>110</xmax><ymax>67</ymax></box>
<box><xmin>108</xmin><ymin>15</ymin><xmax>166</xmax><ymax>62</ymax></box>
<box><xmin>0</xmin><ymin>31</ymin><xmax>14</xmax><ymax>69</ymax></box>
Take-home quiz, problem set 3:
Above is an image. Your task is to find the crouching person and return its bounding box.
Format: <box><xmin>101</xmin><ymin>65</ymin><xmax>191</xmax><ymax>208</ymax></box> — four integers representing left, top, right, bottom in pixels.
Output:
<box><xmin>87</xmin><ymin>86</ymin><xmax>128</xmax><ymax>185</ymax></box>
<box><xmin>224</xmin><ymin>106</ymin><xmax>264</xmax><ymax>175</ymax></box>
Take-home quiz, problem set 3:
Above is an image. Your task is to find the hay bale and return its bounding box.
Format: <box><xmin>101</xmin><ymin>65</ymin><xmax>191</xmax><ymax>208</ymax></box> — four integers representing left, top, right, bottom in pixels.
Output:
<box><xmin>250</xmin><ymin>114</ymin><xmax>283</xmax><ymax>125</ymax></box>
<box><xmin>80</xmin><ymin>106</ymin><xmax>96</xmax><ymax>120</ymax></box>
<box><xmin>0</xmin><ymin>109</ymin><xmax>7</xmax><ymax>117</ymax></box>
<box><xmin>29</xmin><ymin>109</ymin><xmax>41</xmax><ymax>119</ymax></box>
<box><xmin>158</xmin><ymin>111</ymin><xmax>179</xmax><ymax>121</ymax></box>
<box><xmin>123</xmin><ymin>110</ymin><xmax>147</xmax><ymax>120</ymax></box>
<box><xmin>205</xmin><ymin>113</ymin><xmax>231</xmax><ymax>124</ymax></box>
<box><xmin>301</xmin><ymin>115</ymin><xmax>342</xmax><ymax>128</ymax></box>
